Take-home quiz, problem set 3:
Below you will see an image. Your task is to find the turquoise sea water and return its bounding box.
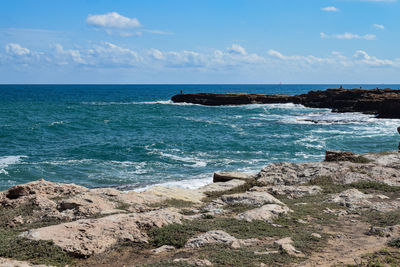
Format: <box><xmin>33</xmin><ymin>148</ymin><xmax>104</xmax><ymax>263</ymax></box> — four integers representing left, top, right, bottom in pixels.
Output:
<box><xmin>0</xmin><ymin>84</ymin><xmax>399</xmax><ymax>191</ymax></box>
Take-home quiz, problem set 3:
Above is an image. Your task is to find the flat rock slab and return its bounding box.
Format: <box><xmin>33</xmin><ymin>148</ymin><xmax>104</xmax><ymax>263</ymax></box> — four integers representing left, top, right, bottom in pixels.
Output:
<box><xmin>198</xmin><ymin>179</ymin><xmax>245</xmax><ymax>193</ymax></box>
<box><xmin>21</xmin><ymin>208</ymin><xmax>185</xmax><ymax>257</ymax></box>
<box><xmin>236</xmin><ymin>204</ymin><xmax>292</xmax><ymax>222</ymax></box>
<box><xmin>221</xmin><ymin>191</ymin><xmax>284</xmax><ymax>206</ymax></box>
<box><xmin>142</xmin><ymin>186</ymin><xmax>205</xmax><ymax>204</ymax></box>
<box><xmin>213</xmin><ymin>172</ymin><xmax>255</xmax><ymax>183</ymax></box>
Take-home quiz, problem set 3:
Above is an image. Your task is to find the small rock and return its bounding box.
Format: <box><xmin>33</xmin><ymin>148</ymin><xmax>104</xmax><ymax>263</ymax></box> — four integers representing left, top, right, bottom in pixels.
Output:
<box><xmin>151</xmin><ymin>245</ymin><xmax>175</xmax><ymax>254</ymax></box>
<box><xmin>311</xmin><ymin>233</ymin><xmax>322</xmax><ymax>239</ymax></box>
<box><xmin>274</xmin><ymin>237</ymin><xmax>305</xmax><ymax>257</ymax></box>
<box><xmin>173</xmin><ymin>258</ymin><xmax>212</xmax><ymax>266</ymax></box>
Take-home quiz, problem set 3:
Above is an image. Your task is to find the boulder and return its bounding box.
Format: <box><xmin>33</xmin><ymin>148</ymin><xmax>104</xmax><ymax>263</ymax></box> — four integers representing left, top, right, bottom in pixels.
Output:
<box><xmin>221</xmin><ymin>191</ymin><xmax>284</xmax><ymax>206</ymax></box>
<box><xmin>22</xmin><ymin>208</ymin><xmax>186</xmax><ymax>257</ymax></box>
<box><xmin>0</xmin><ymin>179</ymin><xmax>87</xmax><ymax>207</ymax></box>
<box><xmin>236</xmin><ymin>204</ymin><xmax>292</xmax><ymax>222</ymax></box>
<box><xmin>185</xmin><ymin>230</ymin><xmax>240</xmax><ymax>249</ymax></box>
<box><xmin>213</xmin><ymin>172</ymin><xmax>255</xmax><ymax>183</ymax></box>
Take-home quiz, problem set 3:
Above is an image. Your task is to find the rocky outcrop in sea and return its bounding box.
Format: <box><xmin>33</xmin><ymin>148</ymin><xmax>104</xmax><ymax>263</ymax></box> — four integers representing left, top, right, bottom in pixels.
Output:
<box><xmin>171</xmin><ymin>88</ymin><xmax>400</xmax><ymax>118</ymax></box>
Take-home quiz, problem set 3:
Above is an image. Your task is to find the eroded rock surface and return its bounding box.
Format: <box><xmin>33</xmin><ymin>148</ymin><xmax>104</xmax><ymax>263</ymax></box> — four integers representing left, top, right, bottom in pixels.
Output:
<box><xmin>22</xmin><ymin>208</ymin><xmax>186</xmax><ymax>257</ymax></box>
<box><xmin>221</xmin><ymin>191</ymin><xmax>283</xmax><ymax>206</ymax></box>
<box><xmin>250</xmin><ymin>185</ymin><xmax>322</xmax><ymax>199</ymax></box>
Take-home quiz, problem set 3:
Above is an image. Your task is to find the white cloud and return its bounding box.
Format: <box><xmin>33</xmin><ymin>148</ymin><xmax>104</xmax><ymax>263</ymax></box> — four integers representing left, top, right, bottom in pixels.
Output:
<box><xmin>54</xmin><ymin>44</ymin><xmax>86</xmax><ymax>65</ymax></box>
<box><xmin>5</xmin><ymin>43</ymin><xmax>30</xmax><ymax>56</ymax></box>
<box><xmin>373</xmin><ymin>24</ymin><xmax>385</xmax><ymax>30</ymax></box>
<box><xmin>320</xmin><ymin>32</ymin><xmax>376</xmax><ymax>40</ymax></box>
<box><xmin>86</xmin><ymin>12</ymin><xmax>141</xmax><ymax>29</ymax></box>
<box><xmin>227</xmin><ymin>44</ymin><xmax>247</xmax><ymax>55</ymax></box>
<box><xmin>353</xmin><ymin>50</ymin><xmax>396</xmax><ymax>66</ymax></box>
<box><xmin>3</xmin><ymin>43</ymin><xmax>400</xmax><ymax>72</ymax></box>
<box><xmin>321</xmin><ymin>6</ymin><xmax>340</xmax><ymax>12</ymax></box>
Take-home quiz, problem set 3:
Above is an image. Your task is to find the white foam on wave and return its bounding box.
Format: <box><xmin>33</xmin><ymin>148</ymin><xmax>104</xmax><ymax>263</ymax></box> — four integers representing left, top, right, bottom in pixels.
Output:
<box><xmin>49</xmin><ymin>121</ymin><xmax>66</xmax><ymax>126</ymax></box>
<box><xmin>160</xmin><ymin>152</ymin><xmax>207</xmax><ymax>167</ymax></box>
<box><xmin>0</xmin><ymin>155</ymin><xmax>27</xmax><ymax>175</ymax></box>
<box><xmin>133</xmin><ymin>174</ymin><xmax>213</xmax><ymax>192</ymax></box>
<box><xmin>81</xmin><ymin>100</ymin><xmax>203</xmax><ymax>106</ymax></box>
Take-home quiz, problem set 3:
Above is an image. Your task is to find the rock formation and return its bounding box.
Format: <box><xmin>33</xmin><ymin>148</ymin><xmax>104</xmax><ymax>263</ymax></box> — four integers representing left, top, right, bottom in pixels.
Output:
<box><xmin>171</xmin><ymin>88</ymin><xmax>400</xmax><ymax>119</ymax></box>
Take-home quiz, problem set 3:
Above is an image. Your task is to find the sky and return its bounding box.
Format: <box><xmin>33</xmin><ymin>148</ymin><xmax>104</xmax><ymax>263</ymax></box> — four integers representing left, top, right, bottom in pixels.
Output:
<box><xmin>0</xmin><ymin>0</ymin><xmax>399</xmax><ymax>84</ymax></box>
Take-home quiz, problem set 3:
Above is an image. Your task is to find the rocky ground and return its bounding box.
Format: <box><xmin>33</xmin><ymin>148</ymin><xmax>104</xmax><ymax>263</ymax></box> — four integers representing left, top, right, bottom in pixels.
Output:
<box><xmin>1</xmin><ymin>150</ymin><xmax>400</xmax><ymax>266</ymax></box>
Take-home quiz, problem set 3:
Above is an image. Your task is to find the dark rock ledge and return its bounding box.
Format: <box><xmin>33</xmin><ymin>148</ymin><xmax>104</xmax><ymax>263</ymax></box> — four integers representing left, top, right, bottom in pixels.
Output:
<box><xmin>171</xmin><ymin>88</ymin><xmax>400</xmax><ymax>119</ymax></box>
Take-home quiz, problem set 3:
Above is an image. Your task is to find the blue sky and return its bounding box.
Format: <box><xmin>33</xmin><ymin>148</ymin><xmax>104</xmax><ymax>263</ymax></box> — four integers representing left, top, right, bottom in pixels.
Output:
<box><xmin>0</xmin><ymin>0</ymin><xmax>399</xmax><ymax>83</ymax></box>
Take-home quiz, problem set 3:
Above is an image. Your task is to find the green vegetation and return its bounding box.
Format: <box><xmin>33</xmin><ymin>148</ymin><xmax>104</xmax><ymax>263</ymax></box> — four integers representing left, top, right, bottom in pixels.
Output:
<box><xmin>307</xmin><ymin>176</ymin><xmax>400</xmax><ymax>195</ymax></box>
<box><xmin>0</xmin><ymin>205</ymin><xmax>74</xmax><ymax>266</ymax></box>
<box><xmin>347</xmin><ymin>249</ymin><xmax>400</xmax><ymax>267</ymax></box>
<box><xmin>388</xmin><ymin>238</ymin><xmax>400</xmax><ymax>248</ymax></box>
<box><xmin>349</xmin><ymin>156</ymin><xmax>373</xmax><ymax>164</ymax></box>
<box><xmin>361</xmin><ymin>210</ymin><xmax>400</xmax><ymax>227</ymax></box>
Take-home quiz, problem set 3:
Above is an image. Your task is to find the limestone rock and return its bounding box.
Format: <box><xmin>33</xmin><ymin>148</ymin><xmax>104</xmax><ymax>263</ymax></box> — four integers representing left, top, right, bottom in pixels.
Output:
<box><xmin>22</xmin><ymin>208</ymin><xmax>185</xmax><ymax>257</ymax></box>
<box><xmin>198</xmin><ymin>179</ymin><xmax>246</xmax><ymax>193</ymax></box>
<box><xmin>57</xmin><ymin>191</ymin><xmax>122</xmax><ymax>218</ymax></box>
<box><xmin>151</xmin><ymin>245</ymin><xmax>176</xmax><ymax>254</ymax></box>
<box><xmin>213</xmin><ymin>172</ymin><xmax>255</xmax><ymax>183</ymax></box>
<box><xmin>143</xmin><ymin>186</ymin><xmax>205</xmax><ymax>204</ymax></box>
<box><xmin>0</xmin><ymin>179</ymin><xmax>87</xmax><ymax>208</ymax></box>
<box><xmin>274</xmin><ymin>237</ymin><xmax>305</xmax><ymax>257</ymax></box>
<box><xmin>236</xmin><ymin>204</ymin><xmax>292</xmax><ymax>222</ymax></box>
<box><xmin>330</xmin><ymin>189</ymin><xmax>374</xmax><ymax>208</ymax></box>
<box><xmin>250</xmin><ymin>185</ymin><xmax>322</xmax><ymax>199</ymax></box>
<box><xmin>173</xmin><ymin>258</ymin><xmax>213</xmax><ymax>266</ymax></box>
<box><xmin>221</xmin><ymin>191</ymin><xmax>283</xmax><ymax>206</ymax></box>
<box><xmin>0</xmin><ymin>257</ymin><xmax>52</xmax><ymax>267</ymax></box>
<box><xmin>185</xmin><ymin>230</ymin><xmax>239</xmax><ymax>248</ymax></box>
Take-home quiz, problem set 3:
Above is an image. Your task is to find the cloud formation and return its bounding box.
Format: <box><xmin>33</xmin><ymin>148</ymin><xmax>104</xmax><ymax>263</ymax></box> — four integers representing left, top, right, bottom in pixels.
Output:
<box><xmin>2</xmin><ymin>43</ymin><xmax>400</xmax><ymax>71</ymax></box>
<box><xmin>373</xmin><ymin>24</ymin><xmax>385</xmax><ymax>29</ymax></box>
<box><xmin>321</xmin><ymin>6</ymin><xmax>340</xmax><ymax>12</ymax></box>
<box><xmin>86</xmin><ymin>12</ymin><xmax>141</xmax><ymax>29</ymax></box>
<box><xmin>320</xmin><ymin>32</ymin><xmax>376</xmax><ymax>40</ymax></box>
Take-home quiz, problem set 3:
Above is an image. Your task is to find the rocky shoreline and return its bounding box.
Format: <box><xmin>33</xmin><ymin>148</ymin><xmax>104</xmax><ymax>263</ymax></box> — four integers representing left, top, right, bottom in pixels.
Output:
<box><xmin>1</xmin><ymin>150</ymin><xmax>400</xmax><ymax>266</ymax></box>
<box><xmin>171</xmin><ymin>88</ymin><xmax>400</xmax><ymax>119</ymax></box>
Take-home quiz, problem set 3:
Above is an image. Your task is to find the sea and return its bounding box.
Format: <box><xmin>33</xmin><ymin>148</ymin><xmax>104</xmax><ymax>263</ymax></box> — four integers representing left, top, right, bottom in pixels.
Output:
<box><xmin>1</xmin><ymin>84</ymin><xmax>399</xmax><ymax>191</ymax></box>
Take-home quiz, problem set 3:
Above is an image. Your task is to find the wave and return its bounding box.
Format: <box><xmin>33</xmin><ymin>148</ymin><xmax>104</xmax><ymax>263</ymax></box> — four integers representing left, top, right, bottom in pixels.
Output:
<box><xmin>81</xmin><ymin>100</ymin><xmax>203</xmax><ymax>106</ymax></box>
<box><xmin>0</xmin><ymin>155</ymin><xmax>27</xmax><ymax>175</ymax></box>
<box><xmin>132</xmin><ymin>174</ymin><xmax>213</xmax><ymax>192</ymax></box>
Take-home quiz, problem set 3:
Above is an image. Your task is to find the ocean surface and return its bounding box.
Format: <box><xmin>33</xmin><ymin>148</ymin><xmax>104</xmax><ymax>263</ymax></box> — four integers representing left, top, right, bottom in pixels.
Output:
<box><xmin>1</xmin><ymin>84</ymin><xmax>399</xmax><ymax>191</ymax></box>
